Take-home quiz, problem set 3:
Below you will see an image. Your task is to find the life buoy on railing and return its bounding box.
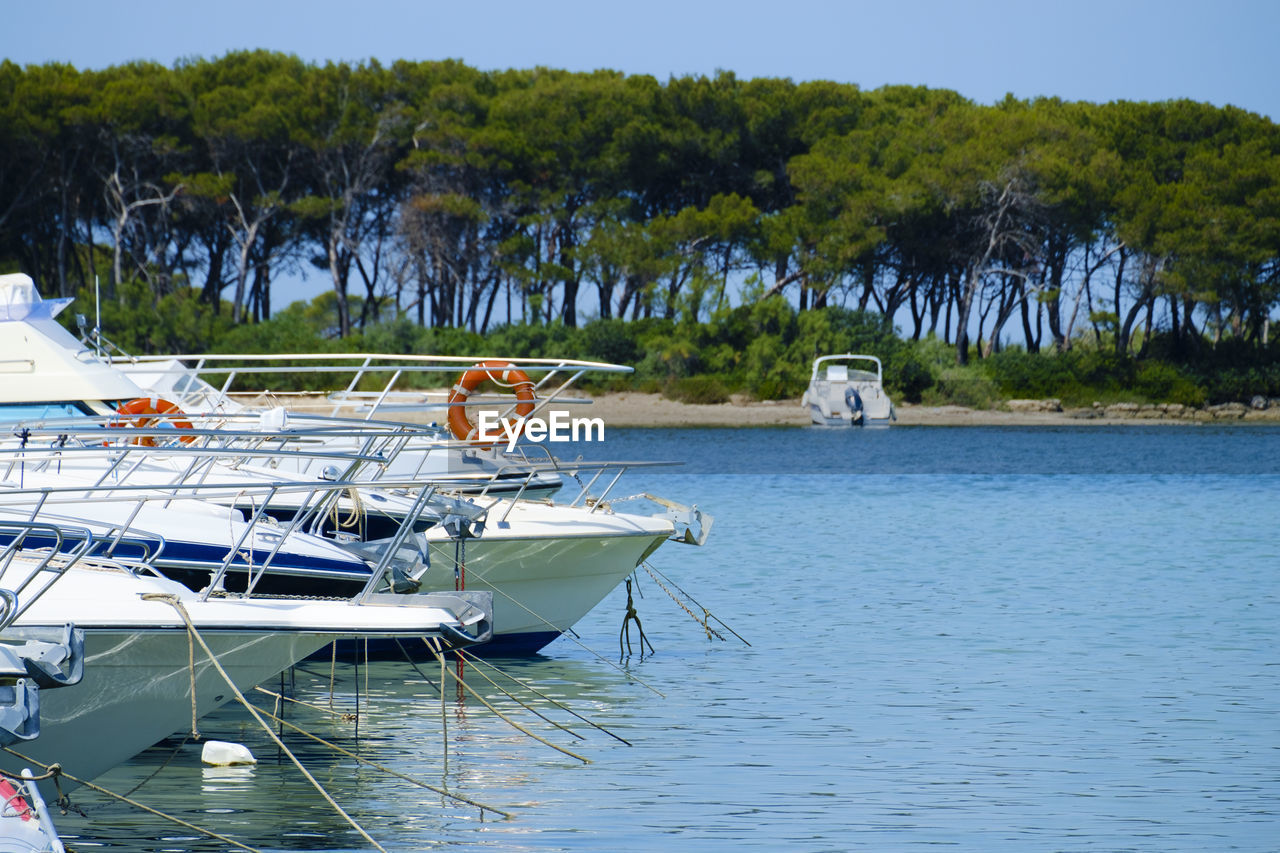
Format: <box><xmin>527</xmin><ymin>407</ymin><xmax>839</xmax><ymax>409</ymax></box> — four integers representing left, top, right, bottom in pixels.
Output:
<box><xmin>111</xmin><ymin>396</ymin><xmax>196</xmax><ymax>446</ymax></box>
<box><xmin>447</xmin><ymin>361</ymin><xmax>536</xmax><ymax>442</ymax></box>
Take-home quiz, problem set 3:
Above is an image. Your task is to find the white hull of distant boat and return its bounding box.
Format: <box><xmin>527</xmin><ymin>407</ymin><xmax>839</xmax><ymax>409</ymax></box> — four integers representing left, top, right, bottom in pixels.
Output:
<box><xmin>801</xmin><ymin>354</ymin><xmax>895</xmax><ymax>427</ymax></box>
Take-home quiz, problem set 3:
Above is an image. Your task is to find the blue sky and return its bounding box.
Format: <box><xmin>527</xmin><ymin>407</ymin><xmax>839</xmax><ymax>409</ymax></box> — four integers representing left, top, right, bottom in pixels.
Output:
<box><xmin>7</xmin><ymin>0</ymin><xmax>1277</xmax><ymax>119</ymax></box>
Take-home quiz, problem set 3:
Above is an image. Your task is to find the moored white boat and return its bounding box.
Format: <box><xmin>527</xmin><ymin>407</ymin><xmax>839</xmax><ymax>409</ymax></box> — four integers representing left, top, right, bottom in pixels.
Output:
<box><xmin>0</xmin><ymin>436</ymin><xmax>679</xmax><ymax>654</ymax></box>
<box><xmin>801</xmin><ymin>354</ymin><xmax>896</xmax><ymax>427</ymax></box>
<box><xmin>0</xmin><ymin>520</ymin><xmax>492</xmax><ymax>790</ymax></box>
<box><xmin>0</xmin><ymin>273</ymin><xmax>706</xmax><ymax>655</ymax></box>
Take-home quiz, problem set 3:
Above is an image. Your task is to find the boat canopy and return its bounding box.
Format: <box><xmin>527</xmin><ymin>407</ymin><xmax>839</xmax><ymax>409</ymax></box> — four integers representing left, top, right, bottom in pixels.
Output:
<box><xmin>0</xmin><ymin>274</ymin><xmax>144</xmax><ymax>405</ymax></box>
<box><xmin>808</xmin><ymin>354</ymin><xmax>883</xmax><ymax>383</ymax></box>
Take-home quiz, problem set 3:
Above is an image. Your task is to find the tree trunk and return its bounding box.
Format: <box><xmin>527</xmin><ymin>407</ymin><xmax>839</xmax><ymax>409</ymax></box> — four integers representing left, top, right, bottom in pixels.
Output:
<box><xmin>203</xmin><ymin>233</ymin><xmax>227</xmax><ymax>306</ymax></box>
<box><xmin>480</xmin><ymin>271</ymin><xmax>501</xmax><ymax>334</ymax></box>
<box><xmin>327</xmin><ymin>233</ymin><xmax>351</xmax><ymax>337</ymax></box>
<box><xmin>596</xmin><ymin>274</ymin><xmax>616</xmax><ymax>320</ymax></box>
<box><xmin>954</xmin><ymin>268</ymin><xmax>978</xmax><ymax>365</ymax></box>
<box><xmin>909</xmin><ymin>282</ymin><xmax>924</xmax><ymax>340</ymax></box>
<box><xmin>1019</xmin><ymin>276</ymin><xmax>1038</xmax><ymax>353</ymax></box>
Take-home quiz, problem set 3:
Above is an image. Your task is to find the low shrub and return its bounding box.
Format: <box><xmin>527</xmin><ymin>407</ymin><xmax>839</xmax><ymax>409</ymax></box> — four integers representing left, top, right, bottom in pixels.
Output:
<box><xmin>580</xmin><ymin>318</ymin><xmax>640</xmax><ymax>365</ymax></box>
<box><xmin>1133</xmin><ymin>361</ymin><xmax>1206</xmax><ymax>407</ymax></box>
<box><xmin>926</xmin><ymin>370</ymin><xmax>1002</xmax><ymax>409</ymax></box>
<box><xmin>885</xmin><ymin>355</ymin><xmax>934</xmax><ymax>403</ymax></box>
<box><xmin>663</xmin><ymin>375</ymin><xmax>732</xmax><ymax>405</ymax></box>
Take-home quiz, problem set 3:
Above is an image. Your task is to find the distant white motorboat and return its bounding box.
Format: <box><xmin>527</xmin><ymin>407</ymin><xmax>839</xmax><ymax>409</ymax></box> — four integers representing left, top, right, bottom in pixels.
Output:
<box><xmin>801</xmin><ymin>355</ymin><xmax>896</xmax><ymax>427</ymax></box>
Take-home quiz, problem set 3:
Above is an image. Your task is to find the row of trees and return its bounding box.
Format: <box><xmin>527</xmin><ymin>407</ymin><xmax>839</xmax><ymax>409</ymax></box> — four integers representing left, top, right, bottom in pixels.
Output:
<box><xmin>2</xmin><ymin>52</ymin><xmax>1278</xmax><ymax>365</ymax></box>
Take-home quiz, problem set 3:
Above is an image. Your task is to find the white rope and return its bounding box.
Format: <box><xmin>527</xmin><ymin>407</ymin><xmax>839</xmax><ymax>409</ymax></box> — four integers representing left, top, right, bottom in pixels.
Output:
<box><xmin>141</xmin><ymin>593</ymin><xmax>388</xmax><ymax>852</ymax></box>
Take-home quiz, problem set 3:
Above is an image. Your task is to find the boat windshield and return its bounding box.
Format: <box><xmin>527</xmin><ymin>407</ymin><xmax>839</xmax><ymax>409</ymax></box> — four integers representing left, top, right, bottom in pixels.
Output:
<box><xmin>0</xmin><ymin>402</ymin><xmax>93</xmax><ymax>424</ymax></box>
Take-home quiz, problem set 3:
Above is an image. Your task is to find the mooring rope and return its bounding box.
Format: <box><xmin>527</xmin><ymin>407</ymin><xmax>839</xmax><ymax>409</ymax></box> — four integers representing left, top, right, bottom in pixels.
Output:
<box><xmin>327</xmin><ymin>486</ymin><xmax>365</xmax><ymax>535</ymax></box>
<box><xmin>618</xmin><ymin>576</ymin><xmax>655</xmax><ymax>657</ymax></box>
<box><xmin>185</xmin><ymin>617</ymin><xmax>202</xmax><ymax>737</ymax></box>
<box><xmin>0</xmin><ymin>763</ymin><xmax>62</xmax><ymax>785</ymax></box>
<box><xmin>451</xmin><ymin>652</ymin><xmax>586</xmax><ymax>742</ymax></box>
<box><xmin>122</xmin><ymin>732</ymin><xmax>193</xmax><ymax>799</ymax></box>
<box><xmin>456</xmin><ymin>648</ymin><xmax>633</xmax><ymax>747</ymax></box>
<box><xmin>422</xmin><ymin>640</ymin><xmax>590</xmax><ymax>764</ymax></box>
<box><xmin>253</xmin><ymin>685</ymin><xmax>356</xmax><ymax>721</ymax></box>
<box><xmin>434</xmin><ymin>638</ymin><xmax>449</xmax><ymax>778</ymax></box>
<box><xmin>393</xmin><ymin>636</ymin><xmax>443</xmax><ymax>693</ymax></box>
<box><xmin>230</xmin><ymin>489</ymin><xmax>254</xmax><ymax>580</ymax></box>
<box><xmin>249</xmin><ymin>705</ymin><xmax>513</xmax><ymax>820</ymax></box>
<box><xmin>329</xmin><ymin>641</ymin><xmax>338</xmax><ymax>713</ymax></box>
<box><xmin>451</xmin><ymin>563</ymin><xmax>667</xmax><ymax>698</ymax></box>
<box><xmin>640</xmin><ymin>565</ymin><xmax>723</xmax><ymax>642</ymax></box>
<box><xmin>641</xmin><ymin>561</ymin><xmax>750</xmax><ymax>646</ymax></box>
<box><xmin>140</xmin><ymin>593</ymin><xmax>388</xmax><ymax>852</ymax></box>
<box><xmin>1</xmin><ymin>747</ymin><xmax>262</xmax><ymax>853</ymax></box>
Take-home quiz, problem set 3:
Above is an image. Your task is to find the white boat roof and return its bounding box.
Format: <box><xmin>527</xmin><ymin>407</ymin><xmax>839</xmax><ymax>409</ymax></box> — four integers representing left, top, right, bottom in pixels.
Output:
<box><xmin>809</xmin><ymin>353</ymin><xmax>883</xmax><ymax>382</ymax></box>
<box><xmin>0</xmin><ymin>274</ymin><xmax>145</xmax><ymax>405</ymax></box>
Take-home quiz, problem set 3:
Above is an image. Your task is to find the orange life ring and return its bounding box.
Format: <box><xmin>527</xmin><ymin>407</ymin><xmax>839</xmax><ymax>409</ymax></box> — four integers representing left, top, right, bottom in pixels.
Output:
<box><xmin>111</xmin><ymin>396</ymin><xmax>196</xmax><ymax>446</ymax></box>
<box><xmin>447</xmin><ymin>361</ymin><xmax>536</xmax><ymax>442</ymax></box>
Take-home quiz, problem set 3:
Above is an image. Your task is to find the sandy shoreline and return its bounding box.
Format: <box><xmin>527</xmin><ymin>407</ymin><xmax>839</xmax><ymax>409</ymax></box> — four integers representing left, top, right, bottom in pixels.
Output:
<box><xmin>580</xmin><ymin>393</ymin><xmax>1280</xmax><ymax>427</ymax></box>
<box><xmin>252</xmin><ymin>390</ymin><xmax>1280</xmax><ymax>428</ymax></box>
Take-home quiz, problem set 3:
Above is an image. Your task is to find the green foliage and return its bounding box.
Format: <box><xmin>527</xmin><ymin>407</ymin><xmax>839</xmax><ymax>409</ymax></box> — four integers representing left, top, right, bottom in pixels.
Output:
<box><xmin>213</xmin><ymin>301</ymin><xmax>337</xmax><ymax>354</ymax></box>
<box><xmin>1169</xmin><ymin>336</ymin><xmax>1280</xmax><ymax>403</ymax></box>
<box><xmin>8</xmin><ymin>54</ymin><xmax>1280</xmax><ymax>410</ymax></box>
<box><xmin>983</xmin><ymin>349</ymin><xmax>1090</xmax><ymax>400</ymax></box>
<box><xmin>208</xmin><ymin>300</ymin><xmax>345</xmax><ymax>390</ymax></box>
<box><xmin>1132</xmin><ymin>361</ymin><xmax>1206</xmax><ymax>407</ymax></box>
<box><xmin>484</xmin><ymin>322</ymin><xmax>582</xmax><ymax>359</ymax></box>
<box><xmin>927</xmin><ymin>370</ymin><xmax>1002</xmax><ymax>409</ymax></box>
<box><xmin>71</xmin><ymin>279</ymin><xmax>230</xmax><ymax>355</ymax></box>
<box><xmin>890</xmin><ymin>356</ymin><xmax>934</xmax><ymax>403</ymax></box>
<box><xmin>980</xmin><ymin>346</ymin><xmax>1214</xmax><ymax>407</ymax></box>
<box><xmin>580</xmin><ymin>318</ymin><xmax>640</xmax><ymax>364</ymax></box>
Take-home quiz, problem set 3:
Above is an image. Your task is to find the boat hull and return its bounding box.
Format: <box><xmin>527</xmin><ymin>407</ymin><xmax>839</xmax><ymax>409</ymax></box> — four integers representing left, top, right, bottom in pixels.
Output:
<box><xmin>4</xmin><ymin>627</ymin><xmax>330</xmax><ymax>791</ymax></box>
<box><xmin>425</xmin><ymin>533</ymin><xmax>663</xmax><ymax>642</ymax></box>
<box><xmin>329</xmin><ymin>518</ymin><xmax>670</xmax><ymax>657</ymax></box>
<box><xmin>0</xmin><ymin>565</ymin><xmax>486</xmax><ymax>793</ymax></box>
<box><xmin>805</xmin><ymin>407</ymin><xmax>893</xmax><ymax>428</ymax></box>
<box><xmin>170</xmin><ymin>499</ymin><xmax>672</xmax><ymax>656</ymax></box>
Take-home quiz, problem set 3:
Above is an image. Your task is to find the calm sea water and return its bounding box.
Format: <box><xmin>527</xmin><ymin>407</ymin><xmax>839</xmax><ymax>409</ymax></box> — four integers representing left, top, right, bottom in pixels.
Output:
<box><xmin>55</xmin><ymin>427</ymin><xmax>1280</xmax><ymax>852</ymax></box>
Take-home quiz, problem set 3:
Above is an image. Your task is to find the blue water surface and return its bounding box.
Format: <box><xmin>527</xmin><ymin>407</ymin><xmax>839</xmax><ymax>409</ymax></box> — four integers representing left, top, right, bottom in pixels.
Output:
<box><xmin>60</xmin><ymin>427</ymin><xmax>1280</xmax><ymax>852</ymax></box>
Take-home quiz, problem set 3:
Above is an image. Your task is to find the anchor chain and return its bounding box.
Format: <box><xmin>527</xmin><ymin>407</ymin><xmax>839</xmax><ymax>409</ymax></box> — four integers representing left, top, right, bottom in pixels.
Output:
<box><xmin>641</xmin><ymin>563</ymin><xmax>726</xmax><ymax>642</ymax></box>
<box><xmin>641</xmin><ymin>561</ymin><xmax>750</xmax><ymax>647</ymax></box>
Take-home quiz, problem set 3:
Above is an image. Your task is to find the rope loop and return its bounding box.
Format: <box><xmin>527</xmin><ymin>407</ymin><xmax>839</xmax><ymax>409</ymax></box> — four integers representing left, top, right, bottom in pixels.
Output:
<box><xmin>619</xmin><ymin>577</ymin><xmax>655</xmax><ymax>657</ymax></box>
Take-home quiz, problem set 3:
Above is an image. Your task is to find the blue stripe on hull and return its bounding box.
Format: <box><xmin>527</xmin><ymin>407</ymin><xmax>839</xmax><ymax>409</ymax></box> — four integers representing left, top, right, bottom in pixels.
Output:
<box><xmin>318</xmin><ymin>630</ymin><xmax>562</xmax><ymax>661</ymax></box>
